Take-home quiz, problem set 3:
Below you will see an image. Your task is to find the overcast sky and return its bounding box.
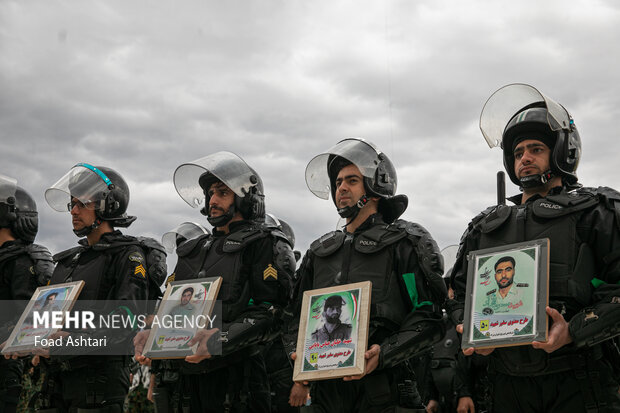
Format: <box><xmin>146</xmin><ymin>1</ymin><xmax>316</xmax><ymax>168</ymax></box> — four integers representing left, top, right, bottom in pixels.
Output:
<box><xmin>2</xmin><ymin>0</ymin><xmax>620</xmax><ymax>271</ymax></box>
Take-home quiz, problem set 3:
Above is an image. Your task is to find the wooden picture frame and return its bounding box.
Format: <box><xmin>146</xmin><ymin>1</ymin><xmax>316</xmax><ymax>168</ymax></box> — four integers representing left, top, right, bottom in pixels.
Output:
<box><xmin>462</xmin><ymin>238</ymin><xmax>549</xmax><ymax>349</ymax></box>
<box><xmin>293</xmin><ymin>281</ymin><xmax>371</xmax><ymax>382</ymax></box>
<box><xmin>1</xmin><ymin>281</ymin><xmax>85</xmax><ymax>354</ymax></box>
<box><xmin>143</xmin><ymin>277</ymin><xmax>222</xmax><ymax>359</ymax></box>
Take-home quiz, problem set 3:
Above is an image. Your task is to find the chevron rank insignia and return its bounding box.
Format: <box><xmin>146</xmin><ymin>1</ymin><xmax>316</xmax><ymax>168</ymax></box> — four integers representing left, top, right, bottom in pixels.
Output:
<box><xmin>263</xmin><ymin>264</ymin><xmax>278</xmax><ymax>280</ymax></box>
<box><xmin>134</xmin><ymin>264</ymin><xmax>146</xmax><ymax>278</ymax></box>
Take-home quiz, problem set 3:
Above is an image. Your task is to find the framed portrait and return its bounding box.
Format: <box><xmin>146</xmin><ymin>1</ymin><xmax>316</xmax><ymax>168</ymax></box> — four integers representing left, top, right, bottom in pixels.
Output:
<box><xmin>293</xmin><ymin>281</ymin><xmax>371</xmax><ymax>382</ymax></box>
<box><xmin>462</xmin><ymin>238</ymin><xmax>549</xmax><ymax>349</ymax></box>
<box><xmin>143</xmin><ymin>277</ymin><xmax>222</xmax><ymax>359</ymax></box>
<box><xmin>1</xmin><ymin>281</ymin><xmax>85</xmax><ymax>354</ymax></box>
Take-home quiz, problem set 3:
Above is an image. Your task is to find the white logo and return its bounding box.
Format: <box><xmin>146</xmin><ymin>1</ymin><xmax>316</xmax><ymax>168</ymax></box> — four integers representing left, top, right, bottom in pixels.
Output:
<box><xmin>540</xmin><ymin>202</ymin><xmax>562</xmax><ymax>210</ymax></box>
<box><xmin>359</xmin><ymin>240</ymin><xmax>377</xmax><ymax>246</ymax></box>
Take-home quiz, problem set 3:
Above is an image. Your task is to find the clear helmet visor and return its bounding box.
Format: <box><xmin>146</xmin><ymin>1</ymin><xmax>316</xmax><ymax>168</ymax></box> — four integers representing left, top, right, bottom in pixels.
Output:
<box><xmin>174</xmin><ymin>152</ymin><xmax>257</xmax><ymax>209</ymax></box>
<box><xmin>441</xmin><ymin>244</ymin><xmax>459</xmax><ymax>278</ymax></box>
<box><xmin>0</xmin><ymin>174</ymin><xmax>17</xmax><ymax>204</ymax></box>
<box><xmin>480</xmin><ymin>83</ymin><xmax>572</xmax><ymax>148</ymax></box>
<box><xmin>45</xmin><ymin>163</ymin><xmax>111</xmax><ymax>212</ymax></box>
<box><xmin>162</xmin><ymin>221</ymin><xmax>210</xmax><ymax>253</ymax></box>
<box><xmin>305</xmin><ymin>138</ymin><xmax>384</xmax><ymax>200</ymax></box>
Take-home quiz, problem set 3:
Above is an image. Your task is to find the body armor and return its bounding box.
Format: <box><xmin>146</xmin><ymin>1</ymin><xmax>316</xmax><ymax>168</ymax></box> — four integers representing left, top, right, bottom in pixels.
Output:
<box><xmin>174</xmin><ymin>224</ymin><xmax>278</xmax><ymax>322</ymax></box>
<box><xmin>309</xmin><ymin>217</ymin><xmax>445</xmax><ymax>338</ymax></box>
<box><xmin>473</xmin><ymin>187</ymin><xmax>611</xmax><ymax>376</ymax></box>
<box><xmin>0</xmin><ymin>242</ymin><xmax>53</xmax><ymax>296</ymax></box>
<box><xmin>50</xmin><ymin>232</ymin><xmax>147</xmax><ymax>301</ymax></box>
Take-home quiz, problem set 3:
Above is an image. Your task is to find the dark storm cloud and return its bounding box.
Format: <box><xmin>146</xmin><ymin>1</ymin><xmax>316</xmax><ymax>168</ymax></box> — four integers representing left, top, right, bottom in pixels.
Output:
<box><xmin>1</xmin><ymin>0</ymin><xmax>620</xmax><ymax>260</ymax></box>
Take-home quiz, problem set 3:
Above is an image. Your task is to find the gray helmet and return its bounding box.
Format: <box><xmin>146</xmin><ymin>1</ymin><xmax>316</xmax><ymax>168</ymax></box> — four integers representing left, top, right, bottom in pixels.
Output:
<box><xmin>480</xmin><ymin>84</ymin><xmax>581</xmax><ymax>188</ymax></box>
<box><xmin>306</xmin><ymin>138</ymin><xmax>407</xmax><ymax>222</ymax></box>
<box><xmin>174</xmin><ymin>152</ymin><xmax>265</xmax><ymax>227</ymax></box>
<box><xmin>45</xmin><ymin>163</ymin><xmax>136</xmax><ymax>236</ymax></box>
<box><xmin>0</xmin><ymin>174</ymin><xmax>38</xmax><ymax>243</ymax></box>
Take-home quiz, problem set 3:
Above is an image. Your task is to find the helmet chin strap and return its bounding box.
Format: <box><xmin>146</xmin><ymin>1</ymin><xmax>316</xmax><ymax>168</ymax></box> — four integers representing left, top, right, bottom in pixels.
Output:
<box><xmin>519</xmin><ymin>169</ymin><xmax>554</xmax><ymax>189</ymax></box>
<box><xmin>337</xmin><ymin>195</ymin><xmax>369</xmax><ymax>219</ymax></box>
<box><xmin>73</xmin><ymin>218</ymin><xmax>102</xmax><ymax>237</ymax></box>
<box><xmin>207</xmin><ymin>204</ymin><xmax>236</xmax><ymax>228</ymax></box>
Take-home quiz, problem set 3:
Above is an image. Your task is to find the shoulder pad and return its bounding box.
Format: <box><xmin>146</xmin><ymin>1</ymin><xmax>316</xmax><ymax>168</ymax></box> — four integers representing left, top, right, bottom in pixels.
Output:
<box><xmin>469</xmin><ymin>206</ymin><xmax>496</xmax><ymax>229</ymax></box>
<box><xmin>53</xmin><ymin>246</ymin><xmax>84</xmax><ymax>263</ymax></box>
<box><xmin>397</xmin><ymin>220</ymin><xmax>446</xmax><ymax>303</ymax></box>
<box><xmin>136</xmin><ymin>236</ymin><xmax>166</xmax><ymax>254</ymax></box>
<box><xmin>269</xmin><ymin>228</ymin><xmax>293</xmax><ymax>248</ymax></box>
<box><xmin>582</xmin><ymin>186</ymin><xmax>620</xmax><ymax>207</ymax></box>
<box><xmin>91</xmin><ymin>234</ymin><xmax>141</xmax><ymax>251</ymax></box>
<box><xmin>176</xmin><ymin>233</ymin><xmax>211</xmax><ymax>257</ymax></box>
<box><xmin>470</xmin><ymin>205</ymin><xmax>511</xmax><ymax>234</ymax></box>
<box><xmin>222</xmin><ymin>226</ymin><xmax>269</xmax><ymax>252</ymax></box>
<box><xmin>585</xmin><ymin>186</ymin><xmax>620</xmax><ymax>232</ymax></box>
<box><xmin>532</xmin><ymin>189</ymin><xmax>598</xmax><ymax>218</ymax></box>
<box><xmin>25</xmin><ymin>244</ymin><xmax>54</xmax><ymax>262</ymax></box>
<box><xmin>354</xmin><ymin>223</ymin><xmax>407</xmax><ymax>253</ymax></box>
<box><xmin>392</xmin><ymin>219</ymin><xmax>436</xmax><ymax>240</ymax></box>
<box><xmin>310</xmin><ymin>231</ymin><xmax>345</xmax><ymax>257</ymax></box>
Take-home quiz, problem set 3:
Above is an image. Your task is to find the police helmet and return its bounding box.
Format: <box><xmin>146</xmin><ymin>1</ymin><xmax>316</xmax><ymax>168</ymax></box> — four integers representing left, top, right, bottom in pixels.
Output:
<box><xmin>174</xmin><ymin>152</ymin><xmax>265</xmax><ymax>227</ymax></box>
<box><xmin>45</xmin><ymin>163</ymin><xmax>136</xmax><ymax>227</ymax></box>
<box><xmin>306</xmin><ymin>138</ymin><xmax>407</xmax><ymax>222</ymax></box>
<box><xmin>480</xmin><ymin>83</ymin><xmax>581</xmax><ymax>188</ymax></box>
<box><xmin>0</xmin><ymin>174</ymin><xmax>38</xmax><ymax>243</ymax></box>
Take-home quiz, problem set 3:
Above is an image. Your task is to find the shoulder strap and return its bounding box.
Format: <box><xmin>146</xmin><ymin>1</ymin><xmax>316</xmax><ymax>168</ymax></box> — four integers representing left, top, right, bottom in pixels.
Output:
<box><xmin>176</xmin><ymin>233</ymin><xmax>211</xmax><ymax>257</ymax></box>
<box><xmin>310</xmin><ymin>231</ymin><xmax>346</xmax><ymax>257</ymax></box>
<box><xmin>222</xmin><ymin>225</ymin><xmax>269</xmax><ymax>252</ymax></box>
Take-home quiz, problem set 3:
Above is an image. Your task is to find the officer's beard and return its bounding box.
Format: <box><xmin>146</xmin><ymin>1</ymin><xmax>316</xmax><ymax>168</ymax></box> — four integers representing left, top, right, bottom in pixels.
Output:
<box><xmin>326</xmin><ymin>315</ymin><xmax>341</xmax><ymax>324</ymax></box>
<box><xmin>498</xmin><ymin>278</ymin><xmax>514</xmax><ymax>289</ymax></box>
<box><xmin>207</xmin><ymin>204</ymin><xmax>236</xmax><ymax>228</ymax></box>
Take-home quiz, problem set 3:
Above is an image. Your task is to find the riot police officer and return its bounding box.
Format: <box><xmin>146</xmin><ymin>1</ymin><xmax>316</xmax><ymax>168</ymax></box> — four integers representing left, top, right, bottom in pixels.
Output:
<box><xmin>286</xmin><ymin>138</ymin><xmax>447</xmax><ymax>412</ymax></box>
<box><xmin>0</xmin><ymin>174</ymin><xmax>53</xmax><ymax>413</ymax></box>
<box><xmin>451</xmin><ymin>84</ymin><xmax>620</xmax><ymax>412</ymax></box>
<box><xmin>41</xmin><ymin>163</ymin><xmax>161</xmax><ymax>412</ymax></box>
<box><xmin>145</xmin><ymin>152</ymin><xmax>293</xmax><ymax>412</ymax></box>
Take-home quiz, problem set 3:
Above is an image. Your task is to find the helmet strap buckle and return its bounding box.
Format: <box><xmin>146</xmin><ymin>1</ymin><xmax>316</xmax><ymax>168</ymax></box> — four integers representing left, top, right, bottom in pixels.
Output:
<box><xmin>356</xmin><ymin>195</ymin><xmax>369</xmax><ymax>209</ymax></box>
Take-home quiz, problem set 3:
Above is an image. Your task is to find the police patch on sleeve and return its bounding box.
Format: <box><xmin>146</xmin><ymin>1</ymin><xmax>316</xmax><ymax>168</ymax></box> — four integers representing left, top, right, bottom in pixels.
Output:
<box><xmin>129</xmin><ymin>252</ymin><xmax>145</xmax><ymax>263</ymax></box>
<box><xmin>263</xmin><ymin>264</ymin><xmax>278</xmax><ymax>280</ymax></box>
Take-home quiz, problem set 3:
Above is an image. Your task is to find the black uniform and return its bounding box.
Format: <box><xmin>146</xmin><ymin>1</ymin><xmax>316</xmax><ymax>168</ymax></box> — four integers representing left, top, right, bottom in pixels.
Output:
<box><xmin>153</xmin><ymin>220</ymin><xmax>293</xmax><ymax>413</ymax></box>
<box><xmin>43</xmin><ymin>230</ymin><xmax>149</xmax><ymax>413</ymax></box>
<box><xmin>452</xmin><ymin>186</ymin><xmax>620</xmax><ymax>412</ymax></box>
<box><xmin>286</xmin><ymin>214</ymin><xmax>446</xmax><ymax>412</ymax></box>
<box><xmin>0</xmin><ymin>240</ymin><xmax>53</xmax><ymax>413</ymax></box>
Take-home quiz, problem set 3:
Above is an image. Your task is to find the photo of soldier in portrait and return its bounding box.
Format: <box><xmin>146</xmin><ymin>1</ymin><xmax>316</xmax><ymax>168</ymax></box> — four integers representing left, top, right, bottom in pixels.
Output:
<box><xmin>481</xmin><ymin>256</ymin><xmax>526</xmax><ymax>314</ymax></box>
<box><xmin>168</xmin><ymin>286</ymin><xmax>196</xmax><ymax>318</ymax></box>
<box><xmin>310</xmin><ymin>295</ymin><xmax>352</xmax><ymax>344</ymax></box>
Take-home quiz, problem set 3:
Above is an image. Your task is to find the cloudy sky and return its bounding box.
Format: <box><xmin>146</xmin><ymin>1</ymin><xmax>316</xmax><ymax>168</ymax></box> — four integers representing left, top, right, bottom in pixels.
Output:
<box><xmin>2</xmin><ymin>0</ymin><xmax>620</xmax><ymax>271</ymax></box>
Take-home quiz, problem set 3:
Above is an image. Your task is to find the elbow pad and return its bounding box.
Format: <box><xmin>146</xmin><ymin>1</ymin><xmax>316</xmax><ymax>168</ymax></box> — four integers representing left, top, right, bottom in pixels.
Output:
<box><xmin>207</xmin><ymin>313</ymin><xmax>279</xmax><ymax>355</ymax></box>
<box><xmin>569</xmin><ymin>301</ymin><xmax>620</xmax><ymax>348</ymax></box>
<box><xmin>379</xmin><ymin>317</ymin><xmax>445</xmax><ymax>370</ymax></box>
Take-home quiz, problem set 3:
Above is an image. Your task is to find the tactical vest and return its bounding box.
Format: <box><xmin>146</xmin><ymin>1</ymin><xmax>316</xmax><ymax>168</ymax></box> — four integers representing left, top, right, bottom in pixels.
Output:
<box><xmin>0</xmin><ymin>242</ymin><xmax>53</xmax><ymax>292</ymax></box>
<box><xmin>174</xmin><ymin>225</ymin><xmax>271</xmax><ymax>323</ymax></box>
<box><xmin>309</xmin><ymin>220</ymin><xmax>443</xmax><ymax>334</ymax></box>
<box><xmin>474</xmin><ymin>187</ymin><xmax>605</xmax><ymax>375</ymax></box>
<box><xmin>51</xmin><ymin>234</ymin><xmax>149</xmax><ymax>301</ymax></box>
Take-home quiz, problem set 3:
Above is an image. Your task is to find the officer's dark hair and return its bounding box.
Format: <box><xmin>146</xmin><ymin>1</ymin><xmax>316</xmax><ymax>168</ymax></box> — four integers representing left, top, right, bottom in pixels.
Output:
<box><xmin>494</xmin><ymin>256</ymin><xmax>515</xmax><ymax>271</ymax></box>
<box><xmin>46</xmin><ymin>292</ymin><xmax>59</xmax><ymax>301</ymax></box>
<box><xmin>182</xmin><ymin>287</ymin><xmax>194</xmax><ymax>296</ymax></box>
